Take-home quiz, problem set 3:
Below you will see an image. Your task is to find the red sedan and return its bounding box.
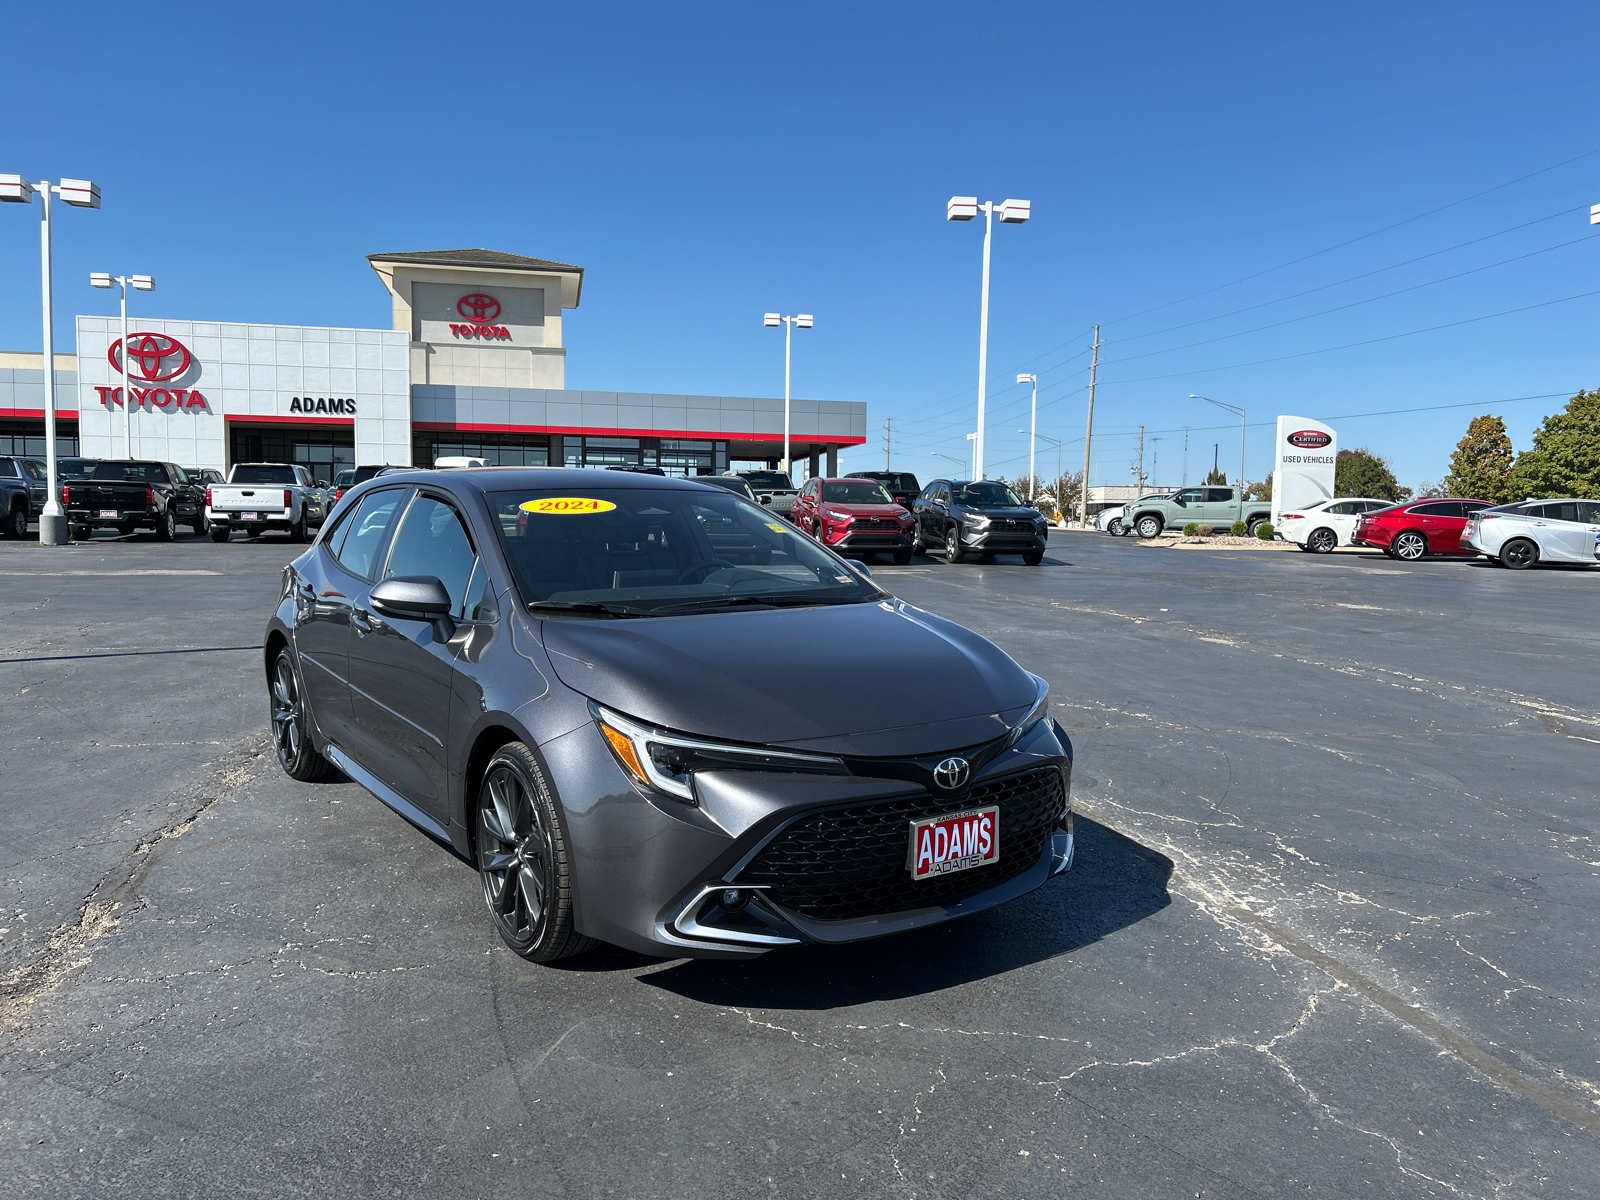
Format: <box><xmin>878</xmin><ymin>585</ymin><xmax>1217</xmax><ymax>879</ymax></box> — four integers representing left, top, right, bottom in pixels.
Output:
<box><xmin>792</xmin><ymin>477</ymin><xmax>916</xmax><ymax>563</ymax></box>
<box><xmin>1352</xmin><ymin>498</ymin><xmax>1493</xmax><ymax>560</ymax></box>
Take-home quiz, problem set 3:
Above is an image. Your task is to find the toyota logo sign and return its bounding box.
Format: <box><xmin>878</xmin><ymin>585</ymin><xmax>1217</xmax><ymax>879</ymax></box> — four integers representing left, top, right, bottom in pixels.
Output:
<box><xmin>1287</xmin><ymin>429</ymin><xmax>1333</xmax><ymax>449</ymax></box>
<box><xmin>932</xmin><ymin>756</ymin><xmax>971</xmax><ymax>791</ymax></box>
<box><xmin>457</xmin><ymin>292</ymin><xmax>502</xmax><ymax>323</ymax></box>
<box><xmin>108</xmin><ymin>333</ymin><xmax>192</xmax><ymax>382</ymax></box>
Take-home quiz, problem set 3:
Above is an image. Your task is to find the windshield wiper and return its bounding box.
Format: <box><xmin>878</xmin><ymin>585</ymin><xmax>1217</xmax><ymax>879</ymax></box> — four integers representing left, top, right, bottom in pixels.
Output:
<box><xmin>646</xmin><ymin>593</ymin><xmax>873</xmax><ymax>616</ymax></box>
<box><xmin>527</xmin><ymin>600</ymin><xmax>649</xmax><ymax>618</ymax></box>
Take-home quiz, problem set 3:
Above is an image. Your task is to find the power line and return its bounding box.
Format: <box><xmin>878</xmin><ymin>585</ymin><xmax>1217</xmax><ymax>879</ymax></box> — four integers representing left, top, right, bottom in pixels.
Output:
<box><xmin>1100</xmin><ymin>145</ymin><xmax>1600</xmax><ymax>327</ymax></box>
<box><xmin>1096</xmin><ymin>288</ymin><xmax>1600</xmax><ymax>387</ymax></box>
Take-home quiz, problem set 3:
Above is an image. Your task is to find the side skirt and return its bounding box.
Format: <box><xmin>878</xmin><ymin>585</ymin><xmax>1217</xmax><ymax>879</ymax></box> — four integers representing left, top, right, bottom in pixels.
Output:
<box><xmin>323</xmin><ymin>743</ymin><xmax>453</xmax><ymax>843</ymax></box>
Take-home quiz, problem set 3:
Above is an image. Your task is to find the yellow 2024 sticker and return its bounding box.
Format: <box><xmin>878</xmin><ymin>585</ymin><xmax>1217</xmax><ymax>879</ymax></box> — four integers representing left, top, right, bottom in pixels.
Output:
<box><xmin>765</xmin><ymin>522</ymin><xmax>787</xmax><ymax>533</ymax></box>
<box><xmin>519</xmin><ymin>497</ymin><xmax>618</xmax><ymax>515</ymax></box>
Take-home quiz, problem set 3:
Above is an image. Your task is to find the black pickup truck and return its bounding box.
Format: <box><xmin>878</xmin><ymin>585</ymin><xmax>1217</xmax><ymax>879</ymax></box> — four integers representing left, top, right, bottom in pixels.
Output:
<box><xmin>0</xmin><ymin>455</ymin><xmax>49</xmax><ymax>539</ymax></box>
<box><xmin>64</xmin><ymin>460</ymin><xmax>207</xmax><ymax>541</ymax></box>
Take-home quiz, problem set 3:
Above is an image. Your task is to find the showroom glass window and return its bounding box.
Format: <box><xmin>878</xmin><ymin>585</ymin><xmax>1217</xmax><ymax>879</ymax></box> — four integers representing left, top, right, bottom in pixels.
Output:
<box><xmin>333</xmin><ymin>489</ymin><xmax>405</xmax><ymax>580</ymax></box>
<box><xmin>381</xmin><ymin>494</ymin><xmax>487</xmax><ymax>620</ymax></box>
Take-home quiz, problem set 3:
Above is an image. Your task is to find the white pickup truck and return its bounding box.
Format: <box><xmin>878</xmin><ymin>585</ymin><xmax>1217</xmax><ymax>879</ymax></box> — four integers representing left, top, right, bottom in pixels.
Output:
<box><xmin>206</xmin><ymin>462</ymin><xmax>329</xmax><ymax>543</ymax></box>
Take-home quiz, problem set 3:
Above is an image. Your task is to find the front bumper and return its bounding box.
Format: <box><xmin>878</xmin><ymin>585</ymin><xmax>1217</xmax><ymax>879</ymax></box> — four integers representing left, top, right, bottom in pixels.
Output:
<box><xmin>543</xmin><ymin>718</ymin><xmax>1074</xmax><ymax>959</ymax></box>
<box><xmin>821</xmin><ymin>524</ymin><xmax>914</xmax><ymax>551</ymax></box>
<box><xmin>959</xmin><ymin>524</ymin><xmax>1048</xmax><ymax>552</ymax></box>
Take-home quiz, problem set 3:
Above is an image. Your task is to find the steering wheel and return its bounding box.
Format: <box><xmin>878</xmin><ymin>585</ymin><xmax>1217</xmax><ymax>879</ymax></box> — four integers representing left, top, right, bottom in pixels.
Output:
<box><xmin>681</xmin><ymin>559</ymin><xmax>733</xmax><ymax>584</ymax></box>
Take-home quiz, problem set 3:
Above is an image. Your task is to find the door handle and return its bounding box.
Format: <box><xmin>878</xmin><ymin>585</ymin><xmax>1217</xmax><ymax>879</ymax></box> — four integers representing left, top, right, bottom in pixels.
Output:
<box><xmin>351</xmin><ymin>608</ymin><xmax>377</xmax><ymax>637</ymax></box>
<box><xmin>294</xmin><ymin>582</ymin><xmax>315</xmax><ymax>602</ymax></box>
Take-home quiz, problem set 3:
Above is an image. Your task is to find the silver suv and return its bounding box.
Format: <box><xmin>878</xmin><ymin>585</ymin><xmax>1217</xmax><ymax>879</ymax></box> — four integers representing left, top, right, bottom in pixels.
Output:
<box><xmin>1463</xmin><ymin>499</ymin><xmax>1600</xmax><ymax>569</ymax></box>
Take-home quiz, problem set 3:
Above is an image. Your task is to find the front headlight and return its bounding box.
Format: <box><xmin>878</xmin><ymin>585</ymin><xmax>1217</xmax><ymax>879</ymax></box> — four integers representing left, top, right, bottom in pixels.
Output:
<box><xmin>1005</xmin><ymin>675</ymin><xmax>1051</xmax><ymax>748</ymax></box>
<box><xmin>964</xmin><ymin>512</ymin><xmax>990</xmax><ymax>528</ymax></box>
<box><xmin>591</xmin><ymin>703</ymin><xmax>844</xmax><ymax>804</ymax></box>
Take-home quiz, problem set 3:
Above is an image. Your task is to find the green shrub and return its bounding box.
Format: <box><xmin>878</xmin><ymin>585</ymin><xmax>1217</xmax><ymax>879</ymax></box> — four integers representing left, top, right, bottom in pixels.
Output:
<box><xmin>1230</xmin><ymin>520</ymin><xmax>1248</xmax><ymax>536</ymax></box>
<box><xmin>1196</xmin><ymin>523</ymin><xmax>1215</xmax><ymax>537</ymax></box>
<box><xmin>1256</xmin><ymin>522</ymin><xmax>1275</xmax><ymax>540</ymax></box>
<box><xmin>1182</xmin><ymin>522</ymin><xmax>1199</xmax><ymax>536</ymax></box>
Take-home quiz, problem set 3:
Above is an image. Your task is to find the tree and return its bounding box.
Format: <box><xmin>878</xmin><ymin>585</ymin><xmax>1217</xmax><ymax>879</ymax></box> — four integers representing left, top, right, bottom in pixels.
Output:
<box><xmin>1442</xmin><ymin>414</ymin><xmax>1515</xmax><ymax>503</ymax></box>
<box><xmin>1334</xmin><ymin>448</ymin><xmax>1410</xmax><ymax>501</ymax></box>
<box><xmin>1202</xmin><ymin>466</ymin><xmax>1228</xmax><ymax>485</ymax></box>
<box><xmin>1244</xmin><ymin>473</ymin><xmax>1273</xmax><ymax>501</ymax></box>
<box><xmin>1505</xmin><ymin>388</ymin><xmax>1600</xmax><ymax>500</ymax></box>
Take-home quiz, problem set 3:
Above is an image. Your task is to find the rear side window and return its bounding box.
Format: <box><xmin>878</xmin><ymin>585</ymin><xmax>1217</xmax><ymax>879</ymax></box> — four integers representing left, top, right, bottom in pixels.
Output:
<box><xmin>1411</xmin><ymin>502</ymin><xmax>1458</xmax><ymax>517</ymax></box>
<box><xmin>381</xmin><ymin>494</ymin><xmax>482</xmax><ymax>619</ymax></box>
<box><xmin>1203</xmin><ymin>488</ymin><xmax>1233</xmax><ymax>502</ymax></box>
<box><xmin>333</xmin><ymin>489</ymin><xmax>404</xmax><ymax>580</ymax></box>
<box><xmin>1536</xmin><ymin>502</ymin><xmax>1582</xmax><ymax>523</ymax></box>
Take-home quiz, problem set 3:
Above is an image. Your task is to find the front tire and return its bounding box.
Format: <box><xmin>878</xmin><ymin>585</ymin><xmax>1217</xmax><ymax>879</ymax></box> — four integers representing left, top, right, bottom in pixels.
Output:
<box><xmin>476</xmin><ymin>742</ymin><xmax>596</xmax><ymax>963</ymax></box>
<box><xmin>1307</xmin><ymin>527</ymin><xmax>1338</xmax><ymax>554</ymax></box>
<box><xmin>1106</xmin><ymin>518</ymin><xmax>1123</xmax><ymax>536</ymax></box>
<box><xmin>3</xmin><ymin>504</ymin><xmax>26</xmax><ymax>539</ymax></box>
<box><xmin>1136</xmin><ymin>515</ymin><xmax>1163</xmax><ymax>539</ymax></box>
<box><xmin>1023</xmin><ymin>549</ymin><xmax>1044</xmax><ymax>565</ymax></box>
<box><xmin>1500</xmin><ymin>538</ymin><xmax>1538</xmax><ymax>570</ymax></box>
<box><xmin>892</xmin><ymin>548</ymin><xmax>912</xmax><ymax>565</ymax></box>
<box><xmin>945</xmin><ymin>525</ymin><xmax>966</xmax><ymax>563</ymax></box>
<box><xmin>1392</xmin><ymin>530</ymin><xmax>1427</xmax><ymax>561</ymax></box>
<box><xmin>270</xmin><ymin>650</ymin><xmax>336</xmax><ymax>782</ymax></box>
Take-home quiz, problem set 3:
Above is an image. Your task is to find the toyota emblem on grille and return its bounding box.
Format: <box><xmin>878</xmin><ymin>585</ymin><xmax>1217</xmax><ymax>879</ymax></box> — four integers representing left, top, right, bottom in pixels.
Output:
<box><xmin>932</xmin><ymin>757</ymin><xmax>970</xmax><ymax>790</ymax></box>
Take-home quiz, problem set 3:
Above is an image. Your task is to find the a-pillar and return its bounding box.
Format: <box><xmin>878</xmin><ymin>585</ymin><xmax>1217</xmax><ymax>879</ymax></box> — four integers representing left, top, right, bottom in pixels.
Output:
<box><xmin>808</xmin><ymin>447</ymin><xmax>820</xmax><ymax>480</ymax></box>
<box><xmin>826</xmin><ymin>447</ymin><xmax>837</xmax><ymax>476</ymax></box>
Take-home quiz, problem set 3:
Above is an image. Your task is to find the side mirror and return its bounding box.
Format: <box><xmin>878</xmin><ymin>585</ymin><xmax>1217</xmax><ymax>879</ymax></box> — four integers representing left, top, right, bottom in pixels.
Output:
<box><xmin>316</xmin><ymin>480</ymin><xmax>329</xmax><ymax>489</ymax></box>
<box><xmin>760</xmin><ymin>494</ymin><xmax>773</xmax><ymax>505</ymax></box>
<box><xmin>846</xmin><ymin>558</ymin><xmax>872</xmax><ymax>578</ymax></box>
<box><xmin>369</xmin><ymin>575</ymin><xmax>455</xmax><ymax>640</ymax></box>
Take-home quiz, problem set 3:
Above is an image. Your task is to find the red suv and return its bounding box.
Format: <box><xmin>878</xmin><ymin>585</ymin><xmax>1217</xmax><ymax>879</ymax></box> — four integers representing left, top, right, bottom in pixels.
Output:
<box><xmin>792</xmin><ymin>477</ymin><xmax>916</xmax><ymax>563</ymax></box>
<box><xmin>1353</xmin><ymin>498</ymin><xmax>1493</xmax><ymax>560</ymax></box>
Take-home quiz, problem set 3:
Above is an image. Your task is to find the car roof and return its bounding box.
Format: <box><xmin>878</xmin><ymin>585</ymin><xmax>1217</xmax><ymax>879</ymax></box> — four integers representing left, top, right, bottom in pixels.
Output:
<box><xmin>357</xmin><ymin>467</ymin><xmax>726</xmax><ymax>496</ymax></box>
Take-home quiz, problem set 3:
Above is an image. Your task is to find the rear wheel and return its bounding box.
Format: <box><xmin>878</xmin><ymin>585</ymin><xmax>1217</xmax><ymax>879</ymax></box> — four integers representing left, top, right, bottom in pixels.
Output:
<box><xmin>192</xmin><ymin>512</ymin><xmax>210</xmax><ymax>536</ymax></box>
<box><xmin>1500</xmin><ymin>538</ymin><xmax>1538</xmax><ymax>570</ymax></box>
<box><xmin>289</xmin><ymin>511</ymin><xmax>308</xmax><ymax>542</ymax></box>
<box><xmin>1307</xmin><ymin>527</ymin><xmax>1338</xmax><ymax>554</ymax></box>
<box><xmin>1392</xmin><ymin>530</ymin><xmax>1427</xmax><ymax>561</ymax></box>
<box><xmin>270</xmin><ymin>650</ymin><xmax>336</xmax><ymax>782</ymax></box>
<box><xmin>476</xmin><ymin>742</ymin><xmax>596</xmax><ymax>963</ymax></box>
<box><xmin>945</xmin><ymin>525</ymin><xmax>966</xmax><ymax>563</ymax></box>
<box><xmin>210</xmin><ymin>526</ymin><xmax>230</xmax><ymax>543</ymax></box>
<box><xmin>70</xmin><ymin>523</ymin><xmax>91</xmax><ymax>542</ymax></box>
<box><xmin>1246</xmin><ymin>517</ymin><xmax>1267</xmax><ymax>537</ymax></box>
<box><xmin>156</xmin><ymin>509</ymin><xmax>177</xmax><ymax>542</ymax></box>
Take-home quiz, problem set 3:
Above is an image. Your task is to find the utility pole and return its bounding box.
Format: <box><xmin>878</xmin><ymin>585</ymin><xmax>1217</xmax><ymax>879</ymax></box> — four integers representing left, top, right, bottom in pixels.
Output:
<box><xmin>1078</xmin><ymin>324</ymin><xmax>1100</xmax><ymax>527</ymax></box>
<box><xmin>1136</xmin><ymin>425</ymin><xmax>1145</xmax><ymax>492</ymax></box>
<box><xmin>1182</xmin><ymin>427</ymin><xmax>1189</xmax><ymax>487</ymax></box>
<box><xmin>1151</xmin><ymin>437</ymin><xmax>1162</xmax><ymax>492</ymax></box>
<box><xmin>884</xmin><ymin>417</ymin><xmax>891</xmax><ymax>470</ymax></box>
<box><xmin>1213</xmin><ymin>443</ymin><xmax>1219</xmax><ymax>481</ymax></box>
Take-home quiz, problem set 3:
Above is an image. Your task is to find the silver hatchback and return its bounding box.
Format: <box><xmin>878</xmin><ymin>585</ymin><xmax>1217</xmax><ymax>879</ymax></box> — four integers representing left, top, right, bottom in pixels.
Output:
<box><xmin>1463</xmin><ymin>499</ymin><xmax>1600</xmax><ymax>568</ymax></box>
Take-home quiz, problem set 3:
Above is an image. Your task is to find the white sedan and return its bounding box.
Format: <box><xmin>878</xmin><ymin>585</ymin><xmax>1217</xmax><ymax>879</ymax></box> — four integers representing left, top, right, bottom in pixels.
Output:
<box><xmin>1277</xmin><ymin>497</ymin><xmax>1394</xmax><ymax>553</ymax></box>
<box><xmin>1463</xmin><ymin>499</ymin><xmax>1600</xmax><ymax>568</ymax></box>
<box><xmin>1096</xmin><ymin>505</ymin><xmax>1127</xmax><ymax>535</ymax></box>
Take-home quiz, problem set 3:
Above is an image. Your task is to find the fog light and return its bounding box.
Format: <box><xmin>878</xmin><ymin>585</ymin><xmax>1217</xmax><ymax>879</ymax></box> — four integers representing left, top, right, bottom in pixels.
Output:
<box><xmin>720</xmin><ymin>888</ymin><xmax>748</xmax><ymax>910</ymax></box>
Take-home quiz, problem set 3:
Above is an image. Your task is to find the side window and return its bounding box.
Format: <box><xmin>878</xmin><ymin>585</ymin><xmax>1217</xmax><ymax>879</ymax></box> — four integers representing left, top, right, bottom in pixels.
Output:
<box><xmin>381</xmin><ymin>494</ymin><xmax>480</xmax><ymax>618</ymax></box>
<box><xmin>1203</xmin><ymin>488</ymin><xmax>1233</xmax><ymax>503</ymax></box>
<box><xmin>334</xmin><ymin>489</ymin><xmax>404</xmax><ymax>580</ymax></box>
<box><xmin>1581</xmin><ymin>501</ymin><xmax>1600</xmax><ymax>524</ymax></box>
<box><xmin>1325</xmin><ymin>501</ymin><xmax>1351</xmax><ymax>516</ymax></box>
<box><xmin>24</xmin><ymin>460</ymin><xmax>47</xmax><ymax>481</ymax></box>
<box><xmin>937</xmin><ymin>486</ymin><xmax>951</xmax><ymax>504</ymax></box>
<box><xmin>1414</xmin><ymin>502</ymin><xmax>1459</xmax><ymax>517</ymax></box>
<box><xmin>1175</xmin><ymin>488</ymin><xmax>1202</xmax><ymax>504</ymax></box>
<box><xmin>1541</xmin><ymin>502</ymin><xmax>1581</xmax><ymax>523</ymax></box>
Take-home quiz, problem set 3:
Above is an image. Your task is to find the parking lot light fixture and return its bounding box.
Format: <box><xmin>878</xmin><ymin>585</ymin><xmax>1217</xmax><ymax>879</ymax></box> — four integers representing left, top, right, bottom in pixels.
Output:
<box><xmin>94</xmin><ymin>270</ymin><xmax>156</xmax><ymax>458</ymax></box>
<box><xmin>3</xmin><ymin>174</ymin><xmax>100</xmax><ymax>545</ymax></box>
<box><xmin>765</xmin><ymin>312</ymin><xmax>814</xmax><ymax>482</ymax></box>
<box><xmin>931</xmin><ymin>452</ymin><xmax>965</xmax><ymax>472</ymax></box>
<box><xmin>1191</xmin><ymin>394</ymin><xmax>1247</xmax><ymax>521</ymax></box>
<box><xmin>948</xmin><ymin>194</ymin><xmax>1031</xmax><ymax>480</ymax></box>
<box><xmin>1590</xmin><ymin>202</ymin><xmax>1600</xmax><ymax>225</ymax></box>
<box><xmin>1017</xmin><ymin>374</ymin><xmax>1038</xmax><ymax>498</ymax></box>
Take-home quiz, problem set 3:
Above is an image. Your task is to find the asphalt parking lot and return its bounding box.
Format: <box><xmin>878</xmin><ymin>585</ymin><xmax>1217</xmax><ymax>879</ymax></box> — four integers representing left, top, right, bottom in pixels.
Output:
<box><xmin>2</xmin><ymin>527</ymin><xmax>1598</xmax><ymax>1199</ymax></box>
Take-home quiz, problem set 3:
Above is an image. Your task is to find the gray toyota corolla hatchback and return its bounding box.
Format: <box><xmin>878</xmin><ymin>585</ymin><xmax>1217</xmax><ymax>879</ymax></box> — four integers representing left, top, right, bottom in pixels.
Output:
<box><xmin>264</xmin><ymin>468</ymin><xmax>1074</xmax><ymax>962</ymax></box>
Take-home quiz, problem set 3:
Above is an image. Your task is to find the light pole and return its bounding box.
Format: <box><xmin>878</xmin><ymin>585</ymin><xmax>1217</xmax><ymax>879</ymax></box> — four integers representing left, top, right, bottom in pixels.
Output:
<box><xmin>1192</xmin><ymin>394</ymin><xmax>1247</xmax><ymax>523</ymax></box>
<box><xmin>764</xmin><ymin>312</ymin><xmax>813</xmax><ymax>483</ymax></box>
<box><xmin>1020</xmin><ymin>429</ymin><xmax>1065</xmax><ymax>521</ymax></box>
<box><xmin>947</xmin><ymin>195</ymin><xmax>1031</xmax><ymax>480</ymax></box>
<box><xmin>90</xmin><ymin>272</ymin><xmax>154</xmax><ymax>459</ymax></box>
<box><xmin>965</xmin><ymin>431</ymin><xmax>978</xmax><ymax>479</ymax></box>
<box><xmin>932</xmin><ymin>452</ymin><xmax>965</xmax><ymax>473</ymax></box>
<box><xmin>1017</xmin><ymin>373</ymin><xmax>1038</xmax><ymax>498</ymax></box>
<box><xmin>1</xmin><ymin>174</ymin><xmax>101</xmax><ymax>545</ymax></box>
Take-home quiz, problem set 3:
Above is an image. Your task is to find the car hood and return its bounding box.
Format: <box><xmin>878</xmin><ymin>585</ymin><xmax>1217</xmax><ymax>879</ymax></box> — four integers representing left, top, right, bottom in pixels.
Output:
<box><xmin>820</xmin><ymin>502</ymin><xmax>909</xmax><ymax>518</ymax></box>
<box><xmin>540</xmin><ymin>600</ymin><xmax>1036</xmax><ymax>756</ymax></box>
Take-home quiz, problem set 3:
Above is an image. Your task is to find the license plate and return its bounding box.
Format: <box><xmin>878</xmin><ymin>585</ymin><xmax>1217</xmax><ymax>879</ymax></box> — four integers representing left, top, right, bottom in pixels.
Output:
<box><xmin>907</xmin><ymin>805</ymin><xmax>999</xmax><ymax>879</ymax></box>
<box><xmin>239</xmin><ymin>512</ymin><xmax>258</xmax><ymax>521</ymax></box>
<box><xmin>98</xmin><ymin>509</ymin><xmax>117</xmax><ymax>519</ymax></box>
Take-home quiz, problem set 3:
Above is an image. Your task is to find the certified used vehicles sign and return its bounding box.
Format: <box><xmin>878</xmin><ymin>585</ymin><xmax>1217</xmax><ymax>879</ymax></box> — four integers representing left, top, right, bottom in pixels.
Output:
<box><xmin>907</xmin><ymin>805</ymin><xmax>999</xmax><ymax>878</ymax></box>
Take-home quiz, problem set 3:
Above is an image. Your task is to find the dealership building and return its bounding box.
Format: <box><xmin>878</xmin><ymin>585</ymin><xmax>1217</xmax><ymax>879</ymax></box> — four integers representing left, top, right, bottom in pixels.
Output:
<box><xmin>0</xmin><ymin>249</ymin><xmax>866</xmax><ymax>481</ymax></box>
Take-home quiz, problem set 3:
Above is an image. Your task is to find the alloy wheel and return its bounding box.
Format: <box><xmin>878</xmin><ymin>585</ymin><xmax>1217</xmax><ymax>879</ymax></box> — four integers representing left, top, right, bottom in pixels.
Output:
<box><xmin>1501</xmin><ymin>539</ymin><xmax>1538</xmax><ymax>570</ymax></box>
<box><xmin>1308</xmin><ymin>527</ymin><xmax>1337</xmax><ymax>554</ymax></box>
<box><xmin>478</xmin><ymin>765</ymin><xmax>553</xmax><ymax>945</ymax></box>
<box><xmin>270</xmin><ymin>654</ymin><xmax>304</xmax><ymax>770</ymax></box>
<box><xmin>1393</xmin><ymin>531</ymin><xmax>1426</xmax><ymax>561</ymax></box>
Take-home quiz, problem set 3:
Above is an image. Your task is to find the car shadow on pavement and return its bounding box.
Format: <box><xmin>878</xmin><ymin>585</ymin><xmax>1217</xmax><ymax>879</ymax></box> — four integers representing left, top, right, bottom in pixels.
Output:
<box><xmin>633</xmin><ymin>815</ymin><xmax>1172</xmax><ymax>1007</ymax></box>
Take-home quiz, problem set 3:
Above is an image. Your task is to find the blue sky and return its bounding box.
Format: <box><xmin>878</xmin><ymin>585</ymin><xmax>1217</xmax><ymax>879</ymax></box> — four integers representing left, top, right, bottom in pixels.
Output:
<box><xmin>3</xmin><ymin>1</ymin><xmax>1597</xmax><ymax>490</ymax></box>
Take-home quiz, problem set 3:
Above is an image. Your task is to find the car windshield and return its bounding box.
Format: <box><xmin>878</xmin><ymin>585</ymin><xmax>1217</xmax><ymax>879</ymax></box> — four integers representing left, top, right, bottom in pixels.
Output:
<box><xmin>952</xmin><ymin>482</ymin><xmax>1024</xmax><ymax>508</ymax></box>
<box><xmin>91</xmin><ymin>462</ymin><xmax>168</xmax><ymax>482</ymax></box>
<box><xmin>491</xmin><ymin>487</ymin><xmax>884</xmax><ymax>616</ymax></box>
<box><xmin>821</xmin><ymin>481</ymin><xmax>894</xmax><ymax>504</ymax></box>
<box><xmin>694</xmin><ymin>477</ymin><xmax>755</xmax><ymax>499</ymax></box>
<box><xmin>231</xmin><ymin>465</ymin><xmax>297</xmax><ymax>484</ymax></box>
<box><xmin>740</xmin><ymin>472</ymin><xmax>794</xmax><ymax>491</ymax></box>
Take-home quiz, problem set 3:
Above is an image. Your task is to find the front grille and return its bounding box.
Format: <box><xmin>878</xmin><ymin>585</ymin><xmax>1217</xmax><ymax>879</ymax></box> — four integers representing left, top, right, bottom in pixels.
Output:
<box><xmin>841</xmin><ymin>533</ymin><xmax>904</xmax><ymax>547</ymax></box>
<box><xmin>851</xmin><ymin>517</ymin><xmax>902</xmax><ymax>530</ymax></box>
<box><xmin>737</xmin><ymin>767</ymin><xmax>1065</xmax><ymax>921</ymax></box>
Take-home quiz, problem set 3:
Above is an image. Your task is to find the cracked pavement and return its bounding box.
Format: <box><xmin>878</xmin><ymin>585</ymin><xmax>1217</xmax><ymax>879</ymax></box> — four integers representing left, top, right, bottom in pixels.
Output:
<box><xmin>1</xmin><ymin>531</ymin><xmax>1597</xmax><ymax>1198</ymax></box>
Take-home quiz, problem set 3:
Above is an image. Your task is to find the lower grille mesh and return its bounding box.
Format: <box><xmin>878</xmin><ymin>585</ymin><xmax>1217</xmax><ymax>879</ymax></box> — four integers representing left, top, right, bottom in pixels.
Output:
<box><xmin>737</xmin><ymin>768</ymin><xmax>1065</xmax><ymax>921</ymax></box>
